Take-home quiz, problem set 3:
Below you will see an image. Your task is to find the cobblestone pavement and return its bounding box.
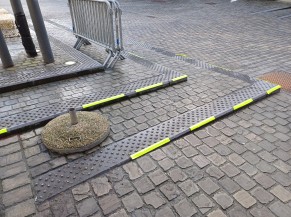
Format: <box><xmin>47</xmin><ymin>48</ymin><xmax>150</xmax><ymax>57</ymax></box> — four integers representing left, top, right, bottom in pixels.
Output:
<box><xmin>1</xmin><ymin>0</ymin><xmax>291</xmax><ymax>216</ymax></box>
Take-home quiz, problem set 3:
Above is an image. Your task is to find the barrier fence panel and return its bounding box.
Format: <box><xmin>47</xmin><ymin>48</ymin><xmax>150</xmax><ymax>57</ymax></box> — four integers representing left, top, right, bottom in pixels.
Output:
<box><xmin>68</xmin><ymin>0</ymin><xmax>123</xmax><ymax>68</ymax></box>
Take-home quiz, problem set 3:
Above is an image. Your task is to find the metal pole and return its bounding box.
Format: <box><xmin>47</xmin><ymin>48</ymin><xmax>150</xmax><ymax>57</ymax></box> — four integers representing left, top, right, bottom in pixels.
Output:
<box><xmin>69</xmin><ymin>108</ymin><xmax>78</xmax><ymax>125</ymax></box>
<box><xmin>26</xmin><ymin>0</ymin><xmax>54</xmax><ymax>64</ymax></box>
<box><xmin>0</xmin><ymin>29</ymin><xmax>14</xmax><ymax>68</ymax></box>
<box><xmin>10</xmin><ymin>0</ymin><xmax>37</xmax><ymax>57</ymax></box>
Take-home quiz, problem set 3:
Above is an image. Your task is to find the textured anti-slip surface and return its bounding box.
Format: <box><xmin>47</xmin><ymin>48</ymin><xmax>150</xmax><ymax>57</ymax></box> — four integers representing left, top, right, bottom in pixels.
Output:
<box><xmin>0</xmin><ymin>71</ymin><xmax>187</xmax><ymax>136</ymax></box>
<box><xmin>33</xmin><ymin>79</ymin><xmax>280</xmax><ymax>203</ymax></box>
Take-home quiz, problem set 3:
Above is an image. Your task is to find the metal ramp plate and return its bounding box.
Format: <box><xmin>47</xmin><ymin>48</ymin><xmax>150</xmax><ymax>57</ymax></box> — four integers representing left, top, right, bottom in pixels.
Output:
<box><xmin>33</xmin><ymin>79</ymin><xmax>281</xmax><ymax>203</ymax></box>
<box><xmin>0</xmin><ymin>36</ymin><xmax>103</xmax><ymax>93</ymax></box>
<box><xmin>0</xmin><ymin>71</ymin><xmax>187</xmax><ymax>136</ymax></box>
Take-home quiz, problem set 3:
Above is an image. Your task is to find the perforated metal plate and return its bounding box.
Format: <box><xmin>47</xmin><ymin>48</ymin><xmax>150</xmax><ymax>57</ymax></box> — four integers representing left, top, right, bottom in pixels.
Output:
<box><xmin>126</xmin><ymin>39</ymin><xmax>255</xmax><ymax>84</ymax></box>
<box><xmin>0</xmin><ymin>71</ymin><xmax>186</xmax><ymax>135</ymax></box>
<box><xmin>33</xmin><ymin>79</ymin><xmax>280</xmax><ymax>203</ymax></box>
<box><xmin>0</xmin><ymin>36</ymin><xmax>103</xmax><ymax>93</ymax></box>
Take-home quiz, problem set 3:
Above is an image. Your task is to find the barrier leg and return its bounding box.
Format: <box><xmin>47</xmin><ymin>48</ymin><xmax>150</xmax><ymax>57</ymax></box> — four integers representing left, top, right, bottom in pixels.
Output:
<box><xmin>26</xmin><ymin>0</ymin><xmax>54</xmax><ymax>64</ymax></box>
<box><xmin>10</xmin><ymin>0</ymin><xmax>37</xmax><ymax>57</ymax></box>
<box><xmin>0</xmin><ymin>29</ymin><xmax>14</xmax><ymax>68</ymax></box>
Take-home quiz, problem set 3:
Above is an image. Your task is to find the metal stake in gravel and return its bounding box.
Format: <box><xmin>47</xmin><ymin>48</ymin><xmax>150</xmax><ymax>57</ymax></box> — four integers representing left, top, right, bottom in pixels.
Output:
<box><xmin>41</xmin><ymin>108</ymin><xmax>110</xmax><ymax>154</ymax></box>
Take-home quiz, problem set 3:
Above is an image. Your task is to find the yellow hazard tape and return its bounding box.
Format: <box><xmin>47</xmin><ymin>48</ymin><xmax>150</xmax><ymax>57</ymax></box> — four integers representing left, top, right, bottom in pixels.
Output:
<box><xmin>176</xmin><ymin>53</ymin><xmax>188</xmax><ymax>57</ymax></box>
<box><xmin>0</xmin><ymin>128</ymin><xmax>8</xmax><ymax>135</ymax></box>
<box><xmin>130</xmin><ymin>138</ymin><xmax>171</xmax><ymax>159</ymax></box>
<box><xmin>267</xmin><ymin>85</ymin><xmax>281</xmax><ymax>95</ymax></box>
<box><xmin>172</xmin><ymin>75</ymin><xmax>188</xmax><ymax>82</ymax></box>
<box><xmin>128</xmin><ymin>52</ymin><xmax>143</xmax><ymax>58</ymax></box>
<box><xmin>135</xmin><ymin>83</ymin><xmax>163</xmax><ymax>93</ymax></box>
<box><xmin>82</xmin><ymin>94</ymin><xmax>125</xmax><ymax>109</ymax></box>
<box><xmin>233</xmin><ymin>98</ymin><xmax>253</xmax><ymax>110</ymax></box>
<box><xmin>189</xmin><ymin>116</ymin><xmax>216</xmax><ymax>131</ymax></box>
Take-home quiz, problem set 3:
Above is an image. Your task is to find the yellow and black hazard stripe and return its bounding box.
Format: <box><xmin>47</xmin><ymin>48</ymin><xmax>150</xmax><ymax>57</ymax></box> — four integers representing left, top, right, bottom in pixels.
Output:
<box><xmin>130</xmin><ymin>85</ymin><xmax>281</xmax><ymax>160</ymax></box>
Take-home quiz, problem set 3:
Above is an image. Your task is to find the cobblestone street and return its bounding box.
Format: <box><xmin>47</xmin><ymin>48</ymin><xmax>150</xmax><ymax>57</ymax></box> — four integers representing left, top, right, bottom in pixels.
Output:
<box><xmin>1</xmin><ymin>0</ymin><xmax>291</xmax><ymax>217</ymax></box>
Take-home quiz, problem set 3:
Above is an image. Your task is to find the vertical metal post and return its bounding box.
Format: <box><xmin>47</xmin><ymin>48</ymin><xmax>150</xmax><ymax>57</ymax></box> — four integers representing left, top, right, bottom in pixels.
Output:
<box><xmin>69</xmin><ymin>108</ymin><xmax>78</xmax><ymax>125</ymax></box>
<box><xmin>0</xmin><ymin>29</ymin><xmax>14</xmax><ymax>68</ymax></box>
<box><xmin>10</xmin><ymin>0</ymin><xmax>37</xmax><ymax>57</ymax></box>
<box><xmin>26</xmin><ymin>0</ymin><xmax>54</xmax><ymax>64</ymax></box>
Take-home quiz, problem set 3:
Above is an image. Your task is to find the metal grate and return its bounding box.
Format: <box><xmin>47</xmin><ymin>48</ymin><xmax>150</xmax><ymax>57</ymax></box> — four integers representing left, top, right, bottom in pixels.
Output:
<box><xmin>259</xmin><ymin>72</ymin><xmax>291</xmax><ymax>92</ymax></box>
<box><xmin>33</xmin><ymin>79</ymin><xmax>279</xmax><ymax>203</ymax></box>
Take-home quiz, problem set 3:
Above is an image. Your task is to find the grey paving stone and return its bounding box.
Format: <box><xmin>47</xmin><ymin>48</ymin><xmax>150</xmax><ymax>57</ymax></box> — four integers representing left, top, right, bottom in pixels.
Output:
<box><xmin>182</xmin><ymin>146</ymin><xmax>198</xmax><ymax>157</ymax></box>
<box><xmin>49</xmin><ymin>157</ymin><xmax>67</xmax><ymax>168</ymax></box>
<box><xmin>144</xmin><ymin>191</ymin><xmax>165</xmax><ymax>208</ymax></box>
<box><xmin>106</xmin><ymin>167</ymin><xmax>125</xmax><ymax>183</ymax></box>
<box><xmin>207</xmin><ymin>153</ymin><xmax>226</xmax><ymax>166</ymax></box>
<box><xmin>197</xmin><ymin>144</ymin><xmax>214</xmax><ymax>155</ymax></box>
<box><xmin>5</xmin><ymin>199</ymin><xmax>36</xmax><ymax>217</ymax></box>
<box><xmin>150</xmin><ymin>149</ymin><xmax>166</xmax><ymax>161</ymax></box>
<box><xmin>99</xmin><ymin>194</ymin><xmax>121</xmax><ymax>215</ymax></box>
<box><xmin>184</xmin><ymin>134</ymin><xmax>202</xmax><ymax>147</ymax></box>
<box><xmin>133</xmin><ymin>176</ymin><xmax>154</xmax><ymax>194</ymax></box>
<box><xmin>137</xmin><ymin>156</ymin><xmax>157</xmax><ymax>172</ymax></box>
<box><xmin>208</xmin><ymin>209</ymin><xmax>227</xmax><ymax>217</ymax></box>
<box><xmin>214</xmin><ymin>144</ymin><xmax>232</xmax><ymax>156</ymax></box>
<box><xmin>0</xmin><ymin>161</ymin><xmax>27</xmax><ymax>179</ymax></box>
<box><xmin>158</xmin><ymin>157</ymin><xmax>175</xmax><ymax>171</ymax></box>
<box><xmin>221</xmin><ymin>127</ymin><xmax>236</xmax><ymax>137</ymax></box>
<box><xmin>228</xmin><ymin>205</ymin><xmax>248</xmax><ymax>217</ymax></box>
<box><xmin>203</xmin><ymin>137</ymin><xmax>220</xmax><ymax>147</ymax></box>
<box><xmin>257</xmin><ymin>151</ymin><xmax>277</xmax><ymax>162</ymax></box>
<box><xmin>0</xmin><ymin>135</ymin><xmax>18</xmax><ymax>147</ymax></box>
<box><xmin>242</xmin><ymin>151</ymin><xmax>260</xmax><ymax>165</ymax></box>
<box><xmin>0</xmin><ymin>142</ymin><xmax>21</xmax><ymax>156</ymax></box>
<box><xmin>155</xmin><ymin>206</ymin><xmax>175</xmax><ymax>217</ymax></box>
<box><xmin>228</xmin><ymin>153</ymin><xmax>245</xmax><ymax>166</ymax></box>
<box><xmin>220</xmin><ymin>163</ymin><xmax>240</xmax><ymax>177</ymax></box>
<box><xmin>233</xmin><ymin>190</ymin><xmax>256</xmax><ymax>208</ymax></box>
<box><xmin>174</xmin><ymin>139</ymin><xmax>190</xmax><ymax>149</ymax></box>
<box><xmin>72</xmin><ymin>182</ymin><xmax>92</xmax><ymax>201</ymax></box>
<box><xmin>122</xmin><ymin>192</ymin><xmax>144</xmax><ymax>212</ymax></box>
<box><xmin>269</xmin><ymin>201</ymin><xmax>291</xmax><ymax>217</ymax></box>
<box><xmin>0</xmin><ymin>151</ymin><xmax>22</xmax><ymax>167</ymax></box>
<box><xmin>192</xmin><ymin>194</ymin><xmax>214</xmax><ymax>214</ymax></box>
<box><xmin>178</xmin><ymin>179</ymin><xmax>199</xmax><ymax>196</ymax></box>
<box><xmin>27</xmin><ymin>153</ymin><xmax>51</xmax><ymax>167</ymax></box>
<box><xmin>176</xmin><ymin>156</ymin><xmax>193</xmax><ymax>168</ymax></box>
<box><xmin>148</xmin><ymin>169</ymin><xmax>168</xmax><ymax>186</ymax></box>
<box><xmin>109</xmin><ymin>209</ymin><xmax>128</xmax><ymax>217</ymax></box>
<box><xmin>168</xmin><ymin>167</ymin><xmax>187</xmax><ymax>183</ymax></box>
<box><xmin>251</xmin><ymin>187</ymin><xmax>274</xmax><ymax>204</ymax></box>
<box><xmin>91</xmin><ymin>176</ymin><xmax>111</xmax><ymax>197</ymax></box>
<box><xmin>229</xmin><ymin>142</ymin><xmax>247</xmax><ymax>154</ymax></box>
<box><xmin>192</xmin><ymin>155</ymin><xmax>210</xmax><ymax>168</ymax></box>
<box><xmin>213</xmin><ymin>192</ymin><xmax>234</xmax><ymax>209</ymax></box>
<box><xmin>174</xmin><ymin>198</ymin><xmax>197</xmax><ymax>217</ymax></box>
<box><xmin>272</xmin><ymin>171</ymin><xmax>291</xmax><ymax>187</ymax></box>
<box><xmin>250</xmin><ymin>206</ymin><xmax>275</xmax><ymax>217</ymax></box>
<box><xmin>258</xmin><ymin>140</ymin><xmax>276</xmax><ymax>152</ymax></box>
<box><xmin>198</xmin><ymin>178</ymin><xmax>220</xmax><ymax>195</ymax></box>
<box><xmin>273</xmin><ymin>149</ymin><xmax>290</xmax><ymax>161</ymax></box>
<box><xmin>245</xmin><ymin>142</ymin><xmax>263</xmax><ymax>153</ymax></box>
<box><xmin>114</xmin><ymin>179</ymin><xmax>134</xmax><ymax>197</ymax></box>
<box><xmin>270</xmin><ymin>185</ymin><xmax>291</xmax><ymax>202</ymax></box>
<box><xmin>162</xmin><ymin>144</ymin><xmax>182</xmax><ymax>159</ymax></box>
<box><xmin>76</xmin><ymin>197</ymin><xmax>98</xmax><ymax>217</ymax></box>
<box><xmin>239</xmin><ymin>162</ymin><xmax>258</xmax><ymax>176</ymax></box>
<box><xmin>206</xmin><ymin>165</ymin><xmax>225</xmax><ymax>179</ymax></box>
<box><xmin>123</xmin><ymin>162</ymin><xmax>143</xmax><ymax>180</ymax></box>
<box><xmin>184</xmin><ymin>166</ymin><xmax>205</xmax><ymax>181</ymax></box>
<box><xmin>3</xmin><ymin>184</ymin><xmax>33</xmax><ymax>207</ymax></box>
<box><xmin>234</xmin><ymin>173</ymin><xmax>256</xmax><ymax>190</ymax></box>
<box><xmin>254</xmin><ymin>173</ymin><xmax>276</xmax><ymax>189</ymax></box>
<box><xmin>160</xmin><ymin>182</ymin><xmax>180</xmax><ymax>200</ymax></box>
<box><xmin>50</xmin><ymin>192</ymin><xmax>76</xmax><ymax>216</ymax></box>
<box><xmin>256</xmin><ymin>160</ymin><xmax>276</xmax><ymax>173</ymax></box>
<box><xmin>273</xmin><ymin>160</ymin><xmax>291</xmax><ymax>173</ymax></box>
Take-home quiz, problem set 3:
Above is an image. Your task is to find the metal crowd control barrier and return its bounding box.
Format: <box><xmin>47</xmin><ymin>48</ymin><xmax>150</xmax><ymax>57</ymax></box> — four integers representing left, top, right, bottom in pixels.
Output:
<box><xmin>68</xmin><ymin>0</ymin><xmax>124</xmax><ymax>68</ymax></box>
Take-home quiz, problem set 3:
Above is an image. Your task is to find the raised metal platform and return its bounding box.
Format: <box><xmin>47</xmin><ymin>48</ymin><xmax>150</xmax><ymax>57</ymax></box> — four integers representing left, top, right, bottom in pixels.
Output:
<box><xmin>33</xmin><ymin>79</ymin><xmax>281</xmax><ymax>203</ymax></box>
<box><xmin>0</xmin><ymin>71</ymin><xmax>187</xmax><ymax>136</ymax></box>
<box><xmin>0</xmin><ymin>36</ymin><xmax>103</xmax><ymax>93</ymax></box>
